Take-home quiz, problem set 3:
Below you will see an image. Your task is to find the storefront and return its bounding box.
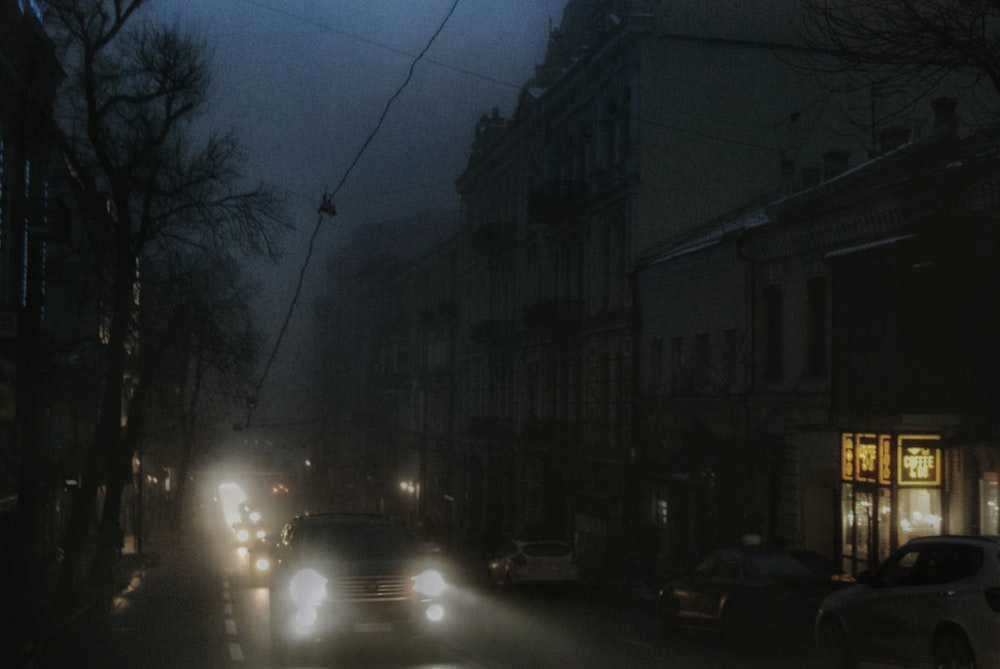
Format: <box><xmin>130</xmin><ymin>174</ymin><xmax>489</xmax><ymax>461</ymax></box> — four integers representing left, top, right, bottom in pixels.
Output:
<box><xmin>839</xmin><ymin>432</ymin><xmax>942</xmax><ymax>575</ymax></box>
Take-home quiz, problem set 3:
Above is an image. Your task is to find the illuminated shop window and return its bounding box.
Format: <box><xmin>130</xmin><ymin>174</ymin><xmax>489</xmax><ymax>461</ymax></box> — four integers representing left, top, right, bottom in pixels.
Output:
<box><xmin>981</xmin><ymin>475</ymin><xmax>998</xmax><ymax>535</ymax></box>
<box><xmin>897</xmin><ymin>488</ymin><xmax>942</xmax><ymax>544</ymax></box>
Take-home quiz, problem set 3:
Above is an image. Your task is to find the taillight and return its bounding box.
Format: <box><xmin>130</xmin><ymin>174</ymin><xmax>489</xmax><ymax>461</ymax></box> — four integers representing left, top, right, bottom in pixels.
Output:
<box><xmin>985</xmin><ymin>587</ymin><xmax>1000</xmax><ymax>613</ymax></box>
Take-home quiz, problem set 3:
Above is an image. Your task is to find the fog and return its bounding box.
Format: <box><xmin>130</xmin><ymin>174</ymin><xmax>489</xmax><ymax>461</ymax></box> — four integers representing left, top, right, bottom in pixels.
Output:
<box><xmin>153</xmin><ymin>0</ymin><xmax>568</xmax><ymax>421</ymax></box>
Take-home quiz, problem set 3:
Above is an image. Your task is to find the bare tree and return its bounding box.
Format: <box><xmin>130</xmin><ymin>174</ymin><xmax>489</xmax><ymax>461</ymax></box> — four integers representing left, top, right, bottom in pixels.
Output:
<box><xmin>134</xmin><ymin>250</ymin><xmax>262</xmax><ymax>536</ymax></box>
<box><xmin>44</xmin><ymin>0</ymin><xmax>285</xmax><ymax>597</ymax></box>
<box><xmin>797</xmin><ymin>0</ymin><xmax>1000</xmax><ymax>132</ymax></box>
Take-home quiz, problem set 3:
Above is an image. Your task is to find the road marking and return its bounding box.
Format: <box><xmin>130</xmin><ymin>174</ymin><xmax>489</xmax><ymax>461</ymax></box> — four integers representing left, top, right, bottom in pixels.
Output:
<box><xmin>224</xmin><ymin>603</ymin><xmax>233</xmax><ymax>615</ymax></box>
<box><xmin>228</xmin><ymin>642</ymin><xmax>244</xmax><ymax>661</ymax></box>
<box><xmin>226</xmin><ymin>619</ymin><xmax>238</xmax><ymax>635</ymax></box>
<box><xmin>223</xmin><ymin>590</ymin><xmax>231</xmax><ymax>601</ymax></box>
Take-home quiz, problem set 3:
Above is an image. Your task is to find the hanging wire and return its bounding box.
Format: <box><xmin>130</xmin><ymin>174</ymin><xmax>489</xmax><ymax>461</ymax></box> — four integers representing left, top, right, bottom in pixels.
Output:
<box><xmin>246</xmin><ymin>0</ymin><xmax>462</xmax><ymax>427</ymax></box>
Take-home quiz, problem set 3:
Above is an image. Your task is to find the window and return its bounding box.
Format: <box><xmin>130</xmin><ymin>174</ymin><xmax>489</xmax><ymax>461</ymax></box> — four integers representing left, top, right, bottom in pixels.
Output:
<box><xmin>650</xmin><ymin>338</ymin><xmax>663</xmax><ymax>389</ymax></box>
<box><xmin>655</xmin><ymin>493</ymin><xmax>668</xmax><ymax>526</ymax></box>
<box><xmin>876</xmin><ymin>544</ymin><xmax>984</xmax><ymax>587</ymax></box>
<box><xmin>709</xmin><ymin>551</ymin><xmax>742</xmax><ymax>579</ymax></box>
<box><xmin>694</xmin><ymin>332</ymin><xmax>709</xmax><ymax>391</ymax></box>
<box><xmin>670</xmin><ymin>337</ymin><xmax>684</xmax><ymax>391</ymax></box>
<box><xmin>806</xmin><ymin>277</ymin><xmax>828</xmax><ymax>375</ymax></box>
<box><xmin>981</xmin><ymin>474</ymin><xmax>998</xmax><ymax>534</ymax></box>
<box><xmin>722</xmin><ymin>329</ymin><xmax>738</xmax><ymax>390</ymax></box>
<box><xmin>764</xmin><ymin>285</ymin><xmax>783</xmax><ymax>380</ymax></box>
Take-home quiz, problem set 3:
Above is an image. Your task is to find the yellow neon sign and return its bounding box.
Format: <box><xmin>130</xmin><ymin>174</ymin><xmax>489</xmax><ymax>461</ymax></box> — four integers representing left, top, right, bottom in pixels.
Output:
<box><xmin>897</xmin><ymin>434</ymin><xmax>941</xmax><ymax>486</ymax></box>
<box><xmin>840</xmin><ymin>432</ymin><xmax>941</xmax><ymax>487</ymax></box>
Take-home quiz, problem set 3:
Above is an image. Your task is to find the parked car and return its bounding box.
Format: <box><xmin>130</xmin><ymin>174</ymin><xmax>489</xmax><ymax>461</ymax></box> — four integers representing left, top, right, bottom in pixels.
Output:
<box><xmin>815</xmin><ymin>535</ymin><xmax>1000</xmax><ymax>669</ymax></box>
<box><xmin>268</xmin><ymin>513</ymin><xmax>449</xmax><ymax>664</ymax></box>
<box><xmin>658</xmin><ymin>546</ymin><xmax>853</xmax><ymax>649</ymax></box>
<box><xmin>487</xmin><ymin>539</ymin><xmax>580</xmax><ymax>587</ymax></box>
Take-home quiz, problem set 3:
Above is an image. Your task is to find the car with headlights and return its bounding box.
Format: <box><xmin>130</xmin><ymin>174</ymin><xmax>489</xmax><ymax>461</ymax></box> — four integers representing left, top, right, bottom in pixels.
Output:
<box><xmin>247</xmin><ymin>532</ymin><xmax>276</xmax><ymax>585</ymax></box>
<box><xmin>487</xmin><ymin>538</ymin><xmax>580</xmax><ymax>587</ymax></box>
<box><xmin>268</xmin><ymin>513</ymin><xmax>448</xmax><ymax>664</ymax></box>
<box><xmin>658</xmin><ymin>545</ymin><xmax>854</xmax><ymax>650</ymax></box>
<box><xmin>815</xmin><ymin>535</ymin><xmax>1000</xmax><ymax>669</ymax></box>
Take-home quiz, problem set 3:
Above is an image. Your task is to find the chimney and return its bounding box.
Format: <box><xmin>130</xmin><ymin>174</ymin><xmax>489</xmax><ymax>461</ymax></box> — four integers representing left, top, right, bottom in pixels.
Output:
<box><xmin>932</xmin><ymin>97</ymin><xmax>957</xmax><ymax>136</ymax></box>
<box><xmin>822</xmin><ymin>150</ymin><xmax>850</xmax><ymax>181</ymax></box>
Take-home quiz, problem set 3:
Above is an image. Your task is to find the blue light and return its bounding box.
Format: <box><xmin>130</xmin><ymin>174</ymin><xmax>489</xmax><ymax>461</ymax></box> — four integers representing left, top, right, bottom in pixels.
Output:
<box><xmin>16</xmin><ymin>1</ymin><xmax>45</xmax><ymax>23</ymax></box>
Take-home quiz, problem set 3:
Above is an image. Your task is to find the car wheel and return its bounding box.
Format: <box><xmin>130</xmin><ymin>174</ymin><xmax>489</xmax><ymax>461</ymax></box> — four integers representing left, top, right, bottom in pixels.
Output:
<box><xmin>816</xmin><ymin>617</ymin><xmax>858</xmax><ymax>669</ymax></box>
<box><xmin>933</xmin><ymin>630</ymin><xmax>976</xmax><ymax>669</ymax></box>
<box><xmin>721</xmin><ymin>601</ymin><xmax>754</xmax><ymax>651</ymax></box>
<box><xmin>658</xmin><ymin>598</ymin><xmax>679</xmax><ymax>638</ymax></box>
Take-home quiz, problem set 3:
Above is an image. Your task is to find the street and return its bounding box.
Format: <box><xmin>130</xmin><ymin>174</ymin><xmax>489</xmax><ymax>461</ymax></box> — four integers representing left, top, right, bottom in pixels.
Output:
<box><xmin>25</xmin><ymin>519</ymin><xmax>826</xmax><ymax>669</ymax></box>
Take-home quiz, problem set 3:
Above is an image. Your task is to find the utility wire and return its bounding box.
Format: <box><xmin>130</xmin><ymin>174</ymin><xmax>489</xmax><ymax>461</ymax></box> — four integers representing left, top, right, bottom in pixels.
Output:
<box><xmin>247</xmin><ymin>0</ymin><xmax>462</xmax><ymax>426</ymax></box>
<box><xmin>240</xmin><ymin>0</ymin><xmax>520</xmax><ymax>90</ymax></box>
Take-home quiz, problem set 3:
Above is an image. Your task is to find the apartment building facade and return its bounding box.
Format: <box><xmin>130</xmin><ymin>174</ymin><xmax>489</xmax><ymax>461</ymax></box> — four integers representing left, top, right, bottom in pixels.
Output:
<box><xmin>637</xmin><ymin>101</ymin><xmax>1000</xmax><ymax>577</ymax></box>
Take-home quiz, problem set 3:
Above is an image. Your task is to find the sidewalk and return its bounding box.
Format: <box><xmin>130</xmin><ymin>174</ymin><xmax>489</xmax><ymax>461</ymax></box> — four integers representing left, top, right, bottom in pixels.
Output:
<box><xmin>1</xmin><ymin>534</ymin><xmax>156</xmax><ymax>669</ymax></box>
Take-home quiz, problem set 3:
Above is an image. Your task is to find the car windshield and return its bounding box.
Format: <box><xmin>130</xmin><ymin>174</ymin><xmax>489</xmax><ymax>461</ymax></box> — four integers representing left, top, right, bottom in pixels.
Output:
<box><xmin>301</xmin><ymin>523</ymin><xmax>415</xmax><ymax>560</ymax></box>
<box><xmin>746</xmin><ymin>552</ymin><xmax>841</xmax><ymax>578</ymax></box>
<box><xmin>522</xmin><ymin>543</ymin><xmax>572</xmax><ymax>557</ymax></box>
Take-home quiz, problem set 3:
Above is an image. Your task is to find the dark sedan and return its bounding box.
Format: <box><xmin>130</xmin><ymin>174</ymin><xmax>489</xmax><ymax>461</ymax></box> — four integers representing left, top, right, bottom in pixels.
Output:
<box><xmin>658</xmin><ymin>546</ymin><xmax>854</xmax><ymax>650</ymax></box>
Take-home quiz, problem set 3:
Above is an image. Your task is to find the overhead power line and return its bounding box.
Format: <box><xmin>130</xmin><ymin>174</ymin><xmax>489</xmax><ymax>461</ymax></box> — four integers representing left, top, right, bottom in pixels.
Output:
<box><xmin>246</xmin><ymin>0</ymin><xmax>462</xmax><ymax>427</ymax></box>
<box><xmin>240</xmin><ymin>0</ymin><xmax>519</xmax><ymax>89</ymax></box>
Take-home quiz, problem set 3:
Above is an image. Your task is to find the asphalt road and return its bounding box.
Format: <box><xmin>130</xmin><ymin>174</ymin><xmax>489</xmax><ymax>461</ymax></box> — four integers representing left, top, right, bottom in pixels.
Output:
<box><xmin>25</xmin><ymin>519</ymin><xmax>829</xmax><ymax>669</ymax></box>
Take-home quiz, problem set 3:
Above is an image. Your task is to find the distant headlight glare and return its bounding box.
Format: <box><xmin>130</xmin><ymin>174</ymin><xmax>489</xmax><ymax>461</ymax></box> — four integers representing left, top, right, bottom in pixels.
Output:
<box><xmin>412</xmin><ymin>569</ymin><xmax>447</xmax><ymax>597</ymax></box>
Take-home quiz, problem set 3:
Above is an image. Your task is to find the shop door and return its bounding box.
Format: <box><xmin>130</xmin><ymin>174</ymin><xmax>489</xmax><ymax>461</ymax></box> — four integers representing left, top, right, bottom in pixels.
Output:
<box><xmin>842</xmin><ymin>483</ymin><xmax>875</xmax><ymax>575</ymax></box>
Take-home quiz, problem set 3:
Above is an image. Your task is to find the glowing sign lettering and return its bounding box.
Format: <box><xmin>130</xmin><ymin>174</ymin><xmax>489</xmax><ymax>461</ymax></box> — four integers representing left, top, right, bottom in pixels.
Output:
<box><xmin>841</xmin><ymin>432</ymin><xmax>941</xmax><ymax>487</ymax></box>
<box><xmin>897</xmin><ymin>434</ymin><xmax>941</xmax><ymax>486</ymax></box>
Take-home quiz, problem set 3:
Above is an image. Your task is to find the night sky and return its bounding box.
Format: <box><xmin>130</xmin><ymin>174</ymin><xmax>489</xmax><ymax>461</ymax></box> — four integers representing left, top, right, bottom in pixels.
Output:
<box><xmin>150</xmin><ymin>0</ymin><xmax>568</xmax><ymax>419</ymax></box>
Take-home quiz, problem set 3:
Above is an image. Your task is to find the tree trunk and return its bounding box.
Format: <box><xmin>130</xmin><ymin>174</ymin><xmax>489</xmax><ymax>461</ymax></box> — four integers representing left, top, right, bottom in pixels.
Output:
<box><xmin>57</xmin><ymin>239</ymin><xmax>135</xmax><ymax>598</ymax></box>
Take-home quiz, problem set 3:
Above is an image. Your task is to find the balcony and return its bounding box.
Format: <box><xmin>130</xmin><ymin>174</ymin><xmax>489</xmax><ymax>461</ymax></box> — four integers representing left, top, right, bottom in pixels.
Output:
<box><xmin>526</xmin><ymin>180</ymin><xmax>589</xmax><ymax>223</ymax></box>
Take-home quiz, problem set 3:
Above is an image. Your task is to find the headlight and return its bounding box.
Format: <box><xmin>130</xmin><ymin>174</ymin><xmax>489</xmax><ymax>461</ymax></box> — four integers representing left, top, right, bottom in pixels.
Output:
<box><xmin>425</xmin><ymin>603</ymin><xmax>445</xmax><ymax>622</ymax></box>
<box><xmin>412</xmin><ymin>569</ymin><xmax>447</xmax><ymax>597</ymax></box>
<box><xmin>289</xmin><ymin>568</ymin><xmax>327</xmax><ymax>627</ymax></box>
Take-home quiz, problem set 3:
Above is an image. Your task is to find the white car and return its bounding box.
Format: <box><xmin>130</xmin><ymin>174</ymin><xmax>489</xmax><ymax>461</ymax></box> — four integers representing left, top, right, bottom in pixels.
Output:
<box><xmin>815</xmin><ymin>535</ymin><xmax>1000</xmax><ymax>669</ymax></box>
<box><xmin>488</xmin><ymin>539</ymin><xmax>580</xmax><ymax>587</ymax></box>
